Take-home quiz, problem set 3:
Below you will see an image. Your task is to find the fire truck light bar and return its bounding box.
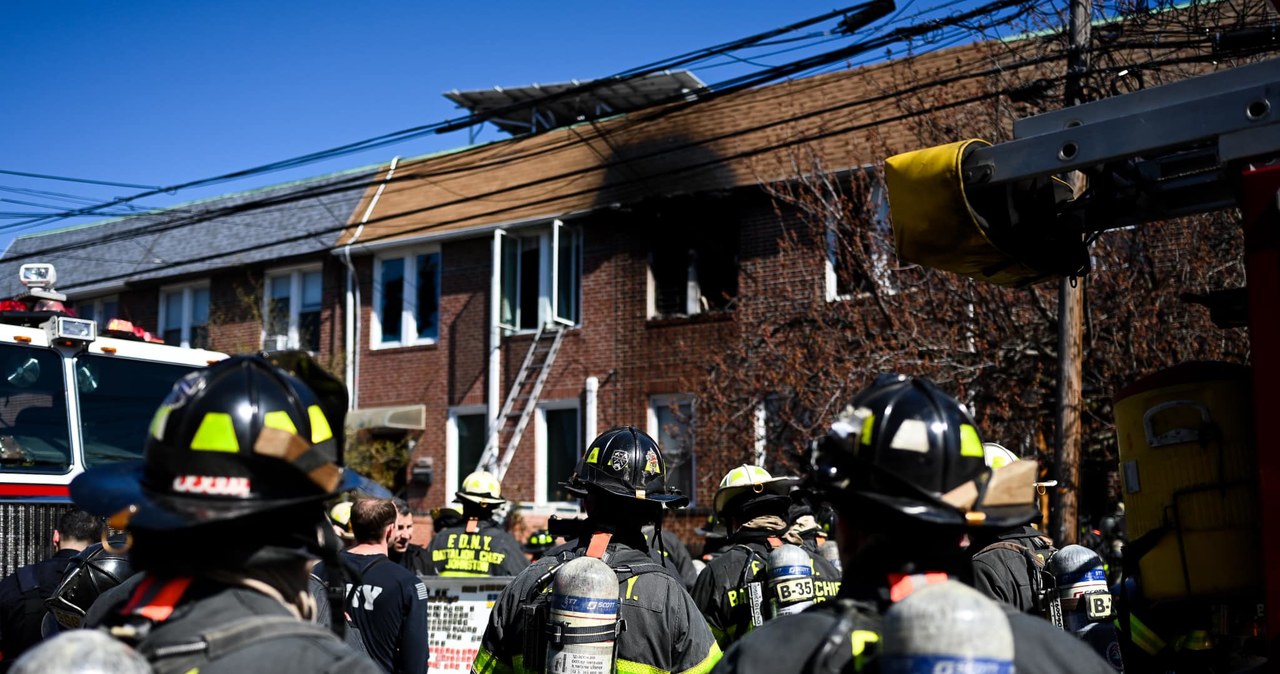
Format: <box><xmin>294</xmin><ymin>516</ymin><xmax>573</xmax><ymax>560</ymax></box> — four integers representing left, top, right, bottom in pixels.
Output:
<box><xmin>18</xmin><ymin>264</ymin><xmax>56</xmax><ymax>289</ymax></box>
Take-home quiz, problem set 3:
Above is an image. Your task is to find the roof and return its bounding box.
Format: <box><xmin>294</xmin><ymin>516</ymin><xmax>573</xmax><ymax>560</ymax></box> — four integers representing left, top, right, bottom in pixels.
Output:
<box><xmin>444</xmin><ymin>71</ymin><xmax>708</xmax><ymax>136</ymax></box>
<box><xmin>339</xmin><ymin>39</ymin><xmax>1014</xmax><ymax>250</ymax></box>
<box><xmin>0</xmin><ymin>168</ymin><xmax>377</xmax><ymax>297</ymax></box>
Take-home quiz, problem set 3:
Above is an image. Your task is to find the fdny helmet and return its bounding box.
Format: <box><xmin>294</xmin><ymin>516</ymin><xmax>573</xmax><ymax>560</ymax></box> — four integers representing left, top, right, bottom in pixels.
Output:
<box><xmin>810</xmin><ymin>374</ymin><xmax>1038</xmax><ymax>530</ymax></box>
<box><xmin>713</xmin><ymin>465</ymin><xmax>798</xmax><ymax>516</ymax></box>
<box><xmin>563</xmin><ymin>426</ymin><xmax>688</xmax><ymax>507</ymax></box>
<box><xmin>457</xmin><ymin>470</ymin><xmax>506</xmax><ymax>506</ymax></box>
<box><xmin>45</xmin><ymin>535</ymin><xmax>134</xmax><ymax>630</ymax></box>
<box><xmin>70</xmin><ymin>355</ymin><xmax>361</xmax><ymax>531</ymax></box>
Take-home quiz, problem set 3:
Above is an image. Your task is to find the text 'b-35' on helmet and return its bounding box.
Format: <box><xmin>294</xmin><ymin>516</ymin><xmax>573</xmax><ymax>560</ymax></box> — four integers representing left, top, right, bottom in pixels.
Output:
<box><xmin>563</xmin><ymin>426</ymin><xmax>689</xmax><ymax>508</ymax></box>
<box><xmin>809</xmin><ymin>374</ymin><xmax>1039</xmax><ymax>529</ymax></box>
<box><xmin>70</xmin><ymin>355</ymin><xmax>360</xmax><ymax>531</ymax></box>
<box><xmin>457</xmin><ymin>470</ymin><xmax>506</xmax><ymax>506</ymax></box>
<box><xmin>45</xmin><ymin>535</ymin><xmax>134</xmax><ymax>630</ymax></box>
<box><xmin>713</xmin><ymin>465</ymin><xmax>798</xmax><ymax>517</ymax></box>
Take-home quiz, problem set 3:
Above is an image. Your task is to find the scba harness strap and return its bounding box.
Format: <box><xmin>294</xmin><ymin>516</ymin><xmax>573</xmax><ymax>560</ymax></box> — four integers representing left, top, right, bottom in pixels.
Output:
<box><xmin>135</xmin><ymin>616</ymin><xmax>341</xmax><ymax>674</ymax></box>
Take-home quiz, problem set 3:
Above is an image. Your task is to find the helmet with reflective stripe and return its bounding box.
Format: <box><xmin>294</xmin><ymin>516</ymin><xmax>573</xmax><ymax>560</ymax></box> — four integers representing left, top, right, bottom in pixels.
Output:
<box><xmin>71</xmin><ymin>355</ymin><xmax>353</xmax><ymax>531</ymax></box>
<box><xmin>713</xmin><ymin>465</ymin><xmax>798</xmax><ymax>516</ymax></box>
<box><xmin>563</xmin><ymin>426</ymin><xmax>689</xmax><ymax>507</ymax></box>
<box><xmin>458</xmin><ymin>470</ymin><xmax>506</xmax><ymax>506</ymax></box>
<box><xmin>810</xmin><ymin>373</ymin><xmax>1038</xmax><ymax>529</ymax></box>
<box><xmin>982</xmin><ymin>442</ymin><xmax>1021</xmax><ymax>470</ymax></box>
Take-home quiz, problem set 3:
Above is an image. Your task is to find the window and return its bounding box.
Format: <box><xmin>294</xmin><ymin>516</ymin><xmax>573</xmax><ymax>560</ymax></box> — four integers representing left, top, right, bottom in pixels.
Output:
<box><xmin>536</xmin><ymin>402</ymin><xmax>580</xmax><ymax>503</ymax></box>
<box><xmin>446</xmin><ymin>406</ymin><xmax>488</xmax><ymax>503</ymax></box>
<box><xmin>72</xmin><ymin>296</ymin><xmax>118</xmax><ymax>332</ymax></box>
<box><xmin>754</xmin><ymin>394</ymin><xmax>814</xmax><ymax>473</ymax></box>
<box><xmin>263</xmin><ymin>267</ymin><xmax>323</xmax><ymax>351</ymax></box>
<box><xmin>648</xmin><ymin>207</ymin><xmax>737</xmax><ymax>318</ymax></box>
<box><xmin>497</xmin><ymin>220</ymin><xmax>581</xmax><ymax>332</ymax></box>
<box><xmin>648</xmin><ymin>394</ymin><xmax>695</xmax><ymax>505</ymax></box>
<box><xmin>826</xmin><ymin>176</ymin><xmax>895</xmax><ymax>301</ymax></box>
<box><xmin>158</xmin><ymin>284</ymin><xmax>210</xmax><ymax>349</ymax></box>
<box><xmin>372</xmin><ymin>249</ymin><xmax>440</xmax><ymax>348</ymax></box>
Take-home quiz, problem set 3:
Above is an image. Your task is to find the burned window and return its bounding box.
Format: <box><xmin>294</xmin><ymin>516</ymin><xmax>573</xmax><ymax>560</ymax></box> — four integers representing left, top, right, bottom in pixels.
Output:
<box><xmin>649</xmin><ymin>202</ymin><xmax>738</xmax><ymax>317</ymax></box>
<box><xmin>826</xmin><ymin>175</ymin><xmax>896</xmax><ymax>301</ymax></box>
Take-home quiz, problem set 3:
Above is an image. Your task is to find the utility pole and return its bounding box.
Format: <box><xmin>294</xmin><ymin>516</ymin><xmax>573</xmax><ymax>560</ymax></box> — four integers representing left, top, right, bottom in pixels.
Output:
<box><xmin>1051</xmin><ymin>0</ymin><xmax>1090</xmax><ymax>547</ymax></box>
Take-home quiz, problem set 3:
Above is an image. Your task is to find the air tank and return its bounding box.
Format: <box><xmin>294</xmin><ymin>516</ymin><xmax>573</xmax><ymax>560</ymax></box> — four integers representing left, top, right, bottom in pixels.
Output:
<box><xmin>546</xmin><ymin>556</ymin><xmax>619</xmax><ymax>674</ymax></box>
<box><xmin>767</xmin><ymin>543</ymin><xmax>816</xmax><ymax>618</ymax></box>
<box><xmin>882</xmin><ymin>580</ymin><xmax>1014</xmax><ymax>674</ymax></box>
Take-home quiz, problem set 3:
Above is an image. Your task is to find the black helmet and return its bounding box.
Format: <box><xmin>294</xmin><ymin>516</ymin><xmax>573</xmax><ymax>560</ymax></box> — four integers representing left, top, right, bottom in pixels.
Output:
<box><xmin>563</xmin><ymin>426</ymin><xmax>689</xmax><ymax>507</ymax></box>
<box><xmin>522</xmin><ymin>529</ymin><xmax>555</xmax><ymax>555</ymax></box>
<box><xmin>45</xmin><ymin>535</ymin><xmax>134</xmax><ymax>630</ymax></box>
<box><xmin>71</xmin><ymin>355</ymin><xmax>359</xmax><ymax>531</ymax></box>
<box><xmin>810</xmin><ymin>374</ymin><xmax>1037</xmax><ymax>530</ymax></box>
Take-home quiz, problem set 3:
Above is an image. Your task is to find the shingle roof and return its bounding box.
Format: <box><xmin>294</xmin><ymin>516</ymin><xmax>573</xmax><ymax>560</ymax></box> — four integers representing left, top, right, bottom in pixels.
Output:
<box><xmin>339</xmin><ymin>39</ymin><xmax>1009</xmax><ymax>249</ymax></box>
<box><xmin>0</xmin><ymin>168</ymin><xmax>377</xmax><ymax>298</ymax></box>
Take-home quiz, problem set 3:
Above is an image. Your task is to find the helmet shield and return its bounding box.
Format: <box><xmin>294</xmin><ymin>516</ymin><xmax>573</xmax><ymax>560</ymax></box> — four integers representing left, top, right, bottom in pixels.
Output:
<box><xmin>811</xmin><ymin>374</ymin><xmax>1037</xmax><ymax>529</ymax></box>
<box><xmin>71</xmin><ymin>355</ymin><xmax>352</xmax><ymax>530</ymax></box>
<box><xmin>563</xmin><ymin>426</ymin><xmax>689</xmax><ymax>507</ymax></box>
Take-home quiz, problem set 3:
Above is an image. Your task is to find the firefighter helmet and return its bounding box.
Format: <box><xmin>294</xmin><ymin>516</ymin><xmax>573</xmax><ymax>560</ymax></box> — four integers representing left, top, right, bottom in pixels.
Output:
<box><xmin>45</xmin><ymin>535</ymin><xmax>134</xmax><ymax>630</ymax></box>
<box><xmin>522</xmin><ymin>529</ymin><xmax>556</xmax><ymax>556</ymax></box>
<box><xmin>982</xmin><ymin>442</ymin><xmax>1021</xmax><ymax>470</ymax></box>
<box><xmin>457</xmin><ymin>470</ymin><xmax>506</xmax><ymax>506</ymax></box>
<box><xmin>713</xmin><ymin>465</ymin><xmax>798</xmax><ymax>516</ymax></box>
<box><xmin>563</xmin><ymin>426</ymin><xmax>689</xmax><ymax>507</ymax></box>
<box><xmin>810</xmin><ymin>373</ymin><xmax>1037</xmax><ymax>529</ymax></box>
<box><xmin>70</xmin><ymin>355</ymin><xmax>357</xmax><ymax>531</ymax></box>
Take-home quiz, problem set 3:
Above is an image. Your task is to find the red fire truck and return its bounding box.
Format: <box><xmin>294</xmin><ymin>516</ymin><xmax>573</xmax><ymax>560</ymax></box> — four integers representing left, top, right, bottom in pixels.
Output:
<box><xmin>0</xmin><ymin>263</ymin><xmax>225</xmax><ymax>576</ymax></box>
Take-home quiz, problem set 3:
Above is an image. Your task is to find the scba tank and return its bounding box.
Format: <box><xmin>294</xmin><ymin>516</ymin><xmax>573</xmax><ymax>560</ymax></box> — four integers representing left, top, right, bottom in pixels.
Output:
<box><xmin>545</xmin><ymin>556</ymin><xmax>619</xmax><ymax>674</ymax></box>
<box><xmin>882</xmin><ymin>580</ymin><xmax>1014</xmax><ymax>674</ymax></box>
<box><xmin>767</xmin><ymin>544</ymin><xmax>816</xmax><ymax>618</ymax></box>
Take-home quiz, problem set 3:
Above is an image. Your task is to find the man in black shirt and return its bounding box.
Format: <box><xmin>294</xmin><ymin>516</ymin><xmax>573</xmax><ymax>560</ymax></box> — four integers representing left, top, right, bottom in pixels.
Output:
<box><xmin>0</xmin><ymin>509</ymin><xmax>102</xmax><ymax>671</ymax></box>
<box><xmin>315</xmin><ymin>498</ymin><xmax>429</xmax><ymax>674</ymax></box>
<box><xmin>388</xmin><ymin>499</ymin><xmax>432</xmax><ymax>576</ymax></box>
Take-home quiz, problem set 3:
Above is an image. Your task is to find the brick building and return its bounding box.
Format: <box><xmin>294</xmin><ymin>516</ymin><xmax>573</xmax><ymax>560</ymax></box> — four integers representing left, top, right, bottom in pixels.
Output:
<box><xmin>0</xmin><ymin>38</ymin><xmax>1041</xmax><ymax>538</ymax></box>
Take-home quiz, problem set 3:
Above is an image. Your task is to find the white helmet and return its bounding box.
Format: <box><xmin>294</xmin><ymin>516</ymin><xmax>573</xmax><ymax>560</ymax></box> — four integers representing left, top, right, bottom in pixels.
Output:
<box><xmin>713</xmin><ymin>465</ymin><xmax>798</xmax><ymax>515</ymax></box>
<box><xmin>458</xmin><ymin>470</ymin><xmax>506</xmax><ymax>506</ymax></box>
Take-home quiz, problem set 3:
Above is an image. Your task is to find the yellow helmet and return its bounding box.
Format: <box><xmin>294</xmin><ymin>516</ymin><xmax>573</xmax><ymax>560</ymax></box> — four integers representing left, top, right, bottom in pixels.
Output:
<box><xmin>458</xmin><ymin>470</ymin><xmax>505</xmax><ymax>506</ymax></box>
<box><xmin>982</xmin><ymin>442</ymin><xmax>1021</xmax><ymax>470</ymax></box>
<box><xmin>328</xmin><ymin>501</ymin><xmax>355</xmax><ymax>541</ymax></box>
<box><xmin>713</xmin><ymin>464</ymin><xmax>798</xmax><ymax>515</ymax></box>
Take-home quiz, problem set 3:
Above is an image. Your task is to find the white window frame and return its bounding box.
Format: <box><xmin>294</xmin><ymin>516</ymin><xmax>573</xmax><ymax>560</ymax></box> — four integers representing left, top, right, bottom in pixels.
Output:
<box><xmin>157</xmin><ymin>282</ymin><xmax>211</xmax><ymax>349</ymax></box>
<box><xmin>72</xmin><ymin>295</ymin><xmax>119</xmax><ymax>332</ymax></box>
<box><xmin>261</xmin><ymin>264</ymin><xmax>323</xmax><ymax>351</ymax></box>
<box><xmin>647</xmin><ymin>393</ymin><xmax>696</xmax><ymax>506</ymax></box>
<box><xmin>534</xmin><ymin>399</ymin><xmax>580</xmax><ymax>505</ymax></box>
<box><xmin>445</xmin><ymin>404</ymin><xmax>488</xmax><ymax>506</ymax></box>
<box><xmin>825</xmin><ymin>174</ymin><xmax>897</xmax><ymax>302</ymax></box>
<box><xmin>371</xmin><ymin>247</ymin><xmax>442</xmax><ymax>349</ymax></box>
<box><xmin>497</xmin><ymin>220</ymin><xmax>581</xmax><ymax>334</ymax></box>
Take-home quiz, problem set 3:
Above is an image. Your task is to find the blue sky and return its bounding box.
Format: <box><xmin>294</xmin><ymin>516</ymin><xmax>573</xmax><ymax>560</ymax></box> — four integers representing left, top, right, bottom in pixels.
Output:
<box><xmin>0</xmin><ymin>0</ymin><xmax>995</xmax><ymax>251</ymax></box>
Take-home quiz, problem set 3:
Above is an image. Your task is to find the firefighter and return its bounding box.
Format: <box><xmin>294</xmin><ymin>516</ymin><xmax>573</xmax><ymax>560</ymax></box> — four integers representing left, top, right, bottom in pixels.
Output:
<box><xmin>970</xmin><ymin>442</ymin><xmax>1058</xmax><ymax>614</ymax></box>
<box><xmin>692</xmin><ymin>465</ymin><xmax>840</xmax><ymax>649</ymax></box>
<box><xmin>472</xmin><ymin>426</ymin><xmax>721</xmax><ymax>674</ymax></box>
<box><xmin>713</xmin><ymin>374</ymin><xmax>1113</xmax><ymax>674</ymax></box>
<box><xmin>63</xmin><ymin>355</ymin><xmax>381</xmax><ymax>674</ymax></box>
<box><xmin>521</xmin><ymin>529</ymin><xmax>556</xmax><ymax>562</ymax></box>
<box><xmin>426</xmin><ymin>471</ymin><xmax>528</xmax><ymax>577</ymax></box>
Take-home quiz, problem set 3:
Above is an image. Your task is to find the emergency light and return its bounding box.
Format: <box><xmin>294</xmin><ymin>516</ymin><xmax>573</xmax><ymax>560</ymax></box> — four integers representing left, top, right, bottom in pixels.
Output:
<box><xmin>44</xmin><ymin>316</ymin><xmax>97</xmax><ymax>345</ymax></box>
<box><xmin>18</xmin><ymin>264</ymin><xmax>56</xmax><ymax>290</ymax></box>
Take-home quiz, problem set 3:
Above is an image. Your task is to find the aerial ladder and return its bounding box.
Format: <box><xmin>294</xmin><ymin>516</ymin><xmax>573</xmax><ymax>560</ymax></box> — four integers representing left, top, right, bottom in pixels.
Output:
<box><xmin>884</xmin><ymin>57</ymin><xmax>1280</xmax><ymax>667</ymax></box>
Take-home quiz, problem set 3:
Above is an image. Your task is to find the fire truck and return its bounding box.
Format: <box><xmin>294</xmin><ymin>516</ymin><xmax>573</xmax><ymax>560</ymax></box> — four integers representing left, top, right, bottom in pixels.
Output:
<box><xmin>0</xmin><ymin>263</ymin><xmax>225</xmax><ymax>577</ymax></box>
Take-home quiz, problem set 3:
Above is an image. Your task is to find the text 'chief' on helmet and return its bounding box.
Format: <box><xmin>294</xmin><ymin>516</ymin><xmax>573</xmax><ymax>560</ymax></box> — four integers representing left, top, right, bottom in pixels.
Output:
<box><xmin>70</xmin><ymin>354</ymin><xmax>355</xmax><ymax>531</ymax></box>
<box><xmin>563</xmin><ymin>426</ymin><xmax>689</xmax><ymax>508</ymax></box>
<box><xmin>809</xmin><ymin>373</ymin><xmax>1038</xmax><ymax>530</ymax></box>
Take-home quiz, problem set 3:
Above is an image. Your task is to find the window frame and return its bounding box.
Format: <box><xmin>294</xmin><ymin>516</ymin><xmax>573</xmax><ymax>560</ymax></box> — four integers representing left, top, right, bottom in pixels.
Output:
<box><xmin>825</xmin><ymin>174</ymin><xmax>896</xmax><ymax>302</ymax></box>
<box><xmin>647</xmin><ymin>393</ymin><xmax>697</xmax><ymax>507</ymax></box>
<box><xmin>72</xmin><ymin>295</ymin><xmax>119</xmax><ymax>332</ymax></box>
<box><xmin>157</xmin><ymin>282</ymin><xmax>211</xmax><ymax>349</ymax></box>
<box><xmin>497</xmin><ymin>220</ymin><xmax>582</xmax><ymax>334</ymax></box>
<box><xmin>370</xmin><ymin>247</ymin><xmax>442</xmax><ymax>349</ymax></box>
<box><xmin>445</xmin><ymin>405</ymin><xmax>488</xmax><ymax>505</ymax></box>
<box><xmin>261</xmin><ymin>264</ymin><xmax>324</xmax><ymax>352</ymax></box>
<box><xmin>534</xmin><ymin>399</ymin><xmax>581</xmax><ymax>504</ymax></box>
